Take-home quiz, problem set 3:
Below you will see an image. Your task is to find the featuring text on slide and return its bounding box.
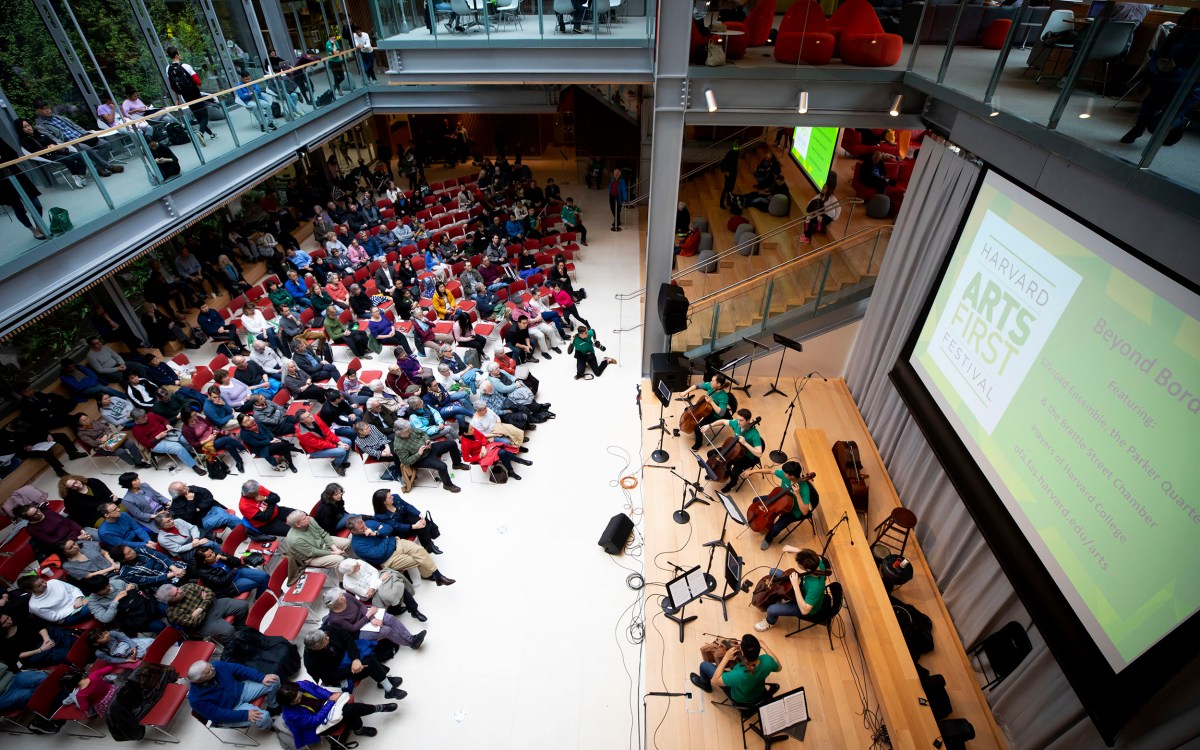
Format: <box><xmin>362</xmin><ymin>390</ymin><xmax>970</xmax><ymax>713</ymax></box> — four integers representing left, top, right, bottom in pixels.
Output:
<box><xmin>789</xmin><ymin>127</ymin><xmax>839</xmax><ymax>191</ymax></box>
<box><xmin>912</xmin><ymin>171</ymin><xmax>1199</xmax><ymax>671</ymax></box>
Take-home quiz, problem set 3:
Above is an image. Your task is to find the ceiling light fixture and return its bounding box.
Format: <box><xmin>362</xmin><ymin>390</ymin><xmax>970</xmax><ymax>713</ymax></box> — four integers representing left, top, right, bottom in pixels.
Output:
<box><xmin>889</xmin><ymin>95</ymin><xmax>902</xmax><ymax>117</ymax></box>
<box><xmin>797</xmin><ymin>91</ymin><xmax>809</xmax><ymax>115</ymax></box>
<box><xmin>705</xmin><ymin>89</ymin><xmax>718</xmax><ymax>113</ymax></box>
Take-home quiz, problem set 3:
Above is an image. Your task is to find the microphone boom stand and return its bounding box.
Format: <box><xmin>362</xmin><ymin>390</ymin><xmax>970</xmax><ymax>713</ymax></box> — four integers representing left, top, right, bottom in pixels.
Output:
<box><xmin>769</xmin><ymin>378</ymin><xmax>806</xmax><ymax>465</ymax></box>
<box><xmin>669</xmin><ymin>466</ymin><xmax>713</xmax><ymax>524</ymax></box>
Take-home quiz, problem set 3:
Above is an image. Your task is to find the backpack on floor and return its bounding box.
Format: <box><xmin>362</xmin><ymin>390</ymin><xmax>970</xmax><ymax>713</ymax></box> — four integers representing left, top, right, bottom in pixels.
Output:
<box><xmin>48</xmin><ymin>207</ymin><xmax>73</xmax><ymax>236</ymax></box>
<box><xmin>166</xmin><ymin>123</ymin><xmax>191</xmax><ymax>146</ymax></box>
<box><xmin>315</xmin><ymin>90</ymin><xmax>335</xmax><ymax>107</ymax></box>
<box><xmin>271</xmin><ymin>101</ymin><xmax>284</xmax><ymax>119</ymax></box>
<box><xmin>488</xmin><ymin>464</ymin><xmax>508</xmax><ymax>484</ymax></box>
<box><xmin>207</xmin><ymin>458</ymin><xmax>230</xmax><ymax>480</ymax></box>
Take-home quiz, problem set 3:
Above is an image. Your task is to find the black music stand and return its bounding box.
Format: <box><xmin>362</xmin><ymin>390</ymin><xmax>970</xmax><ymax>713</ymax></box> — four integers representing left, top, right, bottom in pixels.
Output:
<box><xmin>732</xmin><ymin>338</ymin><xmax>769</xmax><ymax>396</ymax></box>
<box><xmin>720</xmin><ymin>353</ymin><xmax>751</xmax><ymax>395</ymax></box>
<box><xmin>661</xmin><ymin>564</ymin><xmax>714</xmax><ymax>643</ymax></box>
<box><xmin>648</xmin><ymin>380</ymin><xmax>672</xmax><ymax>464</ymax></box>
<box><xmin>668</xmin><ymin>450</ymin><xmax>718</xmax><ymax>524</ymax></box>
<box><xmin>756</xmin><ymin>686</ymin><xmax>810</xmax><ymax>743</ymax></box>
<box><xmin>703</xmin><ymin>491</ymin><xmax>746</xmax><ymax>589</ymax></box>
<box><xmin>703</xmin><ymin>542</ymin><xmax>744</xmax><ymax>622</ymax></box>
<box><xmin>764</xmin><ymin>334</ymin><xmax>804</xmax><ymax>398</ymax></box>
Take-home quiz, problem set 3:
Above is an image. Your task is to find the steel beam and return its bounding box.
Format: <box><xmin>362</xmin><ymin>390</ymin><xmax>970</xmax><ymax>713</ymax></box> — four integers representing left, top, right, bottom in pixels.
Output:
<box><xmin>32</xmin><ymin>0</ymin><xmax>101</xmax><ymax>114</ymax></box>
<box><xmin>639</xmin><ymin>0</ymin><xmax>691</xmax><ymax>375</ymax></box>
<box><xmin>258</xmin><ymin>0</ymin><xmax>298</xmax><ymax>60</ymax></box>
<box><xmin>128</xmin><ymin>0</ymin><xmax>174</xmax><ymax>99</ymax></box>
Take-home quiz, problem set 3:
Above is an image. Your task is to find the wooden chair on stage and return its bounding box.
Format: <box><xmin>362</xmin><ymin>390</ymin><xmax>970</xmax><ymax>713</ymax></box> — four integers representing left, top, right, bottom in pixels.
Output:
<box><xmin>713</xmin><ymin>682</ymin><xmax>787</xmax><ymax>749</ymax></box>
<box><xmin>785</xmin><ymin>582</ymin><xmax>844</xmax><ymax>649</ymax></box>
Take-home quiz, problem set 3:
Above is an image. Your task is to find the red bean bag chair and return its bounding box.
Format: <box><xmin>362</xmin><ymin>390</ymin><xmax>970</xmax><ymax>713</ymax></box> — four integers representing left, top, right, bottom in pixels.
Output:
<box><xmin>774</xmin><ymin>0</ymin><xmax>836</xmax><ymax>65</ymax></box>
<box><xmin>727</xmin><ymin>216</ymin><xmax>750</xmax><ymax>232</ymax></box>
<box><xmin>828</xmin><ymin>0</ymin><xmax>903</xmax><ymax>66</ymax></box>
<box><xmin>690</xmin><ymin>22</ymin><xmax>711</xmax><ymax>65</ymax></box>
<box><xmin>725</xmin><ymin>0</ymin><xmax>777</xmax><ymax>56</ymax></box>
<box><xmin>840</xmin><ymin>32</ymin><xmax>903</xmax><ymax>67</ymax></box>
<box><xmin>981</xmin><ymin>19</ymin><xmax>1011</xmax><ymax>50</ymax></box>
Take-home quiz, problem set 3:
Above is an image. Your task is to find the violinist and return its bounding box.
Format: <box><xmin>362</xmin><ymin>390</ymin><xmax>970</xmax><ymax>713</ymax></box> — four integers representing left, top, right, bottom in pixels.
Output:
<box><xmin>688</xmin><ymin>633</ymin><xmax>780</xmax><ymax>704</ymax></box>
<box><xmin>754</xmin><ymin>546</ymin><xmax>829</xmax><ymax>633</ymax></box>
<box><xmin>683</xmin><ymin>374</ymin><xmax>733</xmax><ymax>451</ymax></box>
<box><xmin>715</xmin><ymin>409</ymin><xmax>765</xmax><ymax>493</ymax></box>
<box><xmin>749</xmin><ymin>461</ymin><xmax>814</xmax><ymax>550</ymax></box>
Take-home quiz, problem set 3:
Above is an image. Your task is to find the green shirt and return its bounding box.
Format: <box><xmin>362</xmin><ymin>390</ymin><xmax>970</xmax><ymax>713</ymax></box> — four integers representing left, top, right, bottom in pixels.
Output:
<box><xmin>730</xmin><ymin>419</ymin><xmax>763</xmax><ymax>448</ymax></box>
<box><xmin>776</xmin><ymin>469</ymin><xmax>813</xmax><ymax>520</ymax></box>
<box><xmin>569</xmin><ymin>331</ymin><xmax>597</xmax><ymax>355</ymax></box>
<box><xmin>800</xmin><ymin>560</ymin><xmax>828</xmax><ymax>616</ymax></box>
<box><xmin>699</xmin><ymin>382</ymin><xmax>730</xmax><ymax>414</ymax></box>
<box><xmin>721</xmin><ymin>653</ymin><xmax>781</xmax><ymax>705</ymax></box>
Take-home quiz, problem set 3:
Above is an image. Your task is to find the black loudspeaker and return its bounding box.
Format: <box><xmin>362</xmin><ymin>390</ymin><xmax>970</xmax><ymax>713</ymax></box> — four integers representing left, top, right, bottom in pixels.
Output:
<box><xmin>598</xmin><ymin>513</ymin><xmax>635</xmax><ymax>555</ymax></box>
<box><xmin>657</xmin><ymin>283</ymin><xmax>690</xmax><ymax>335</ymax></box>
<box><xmin>937</xmin><ymin>719</ymin><xmax>976</xmax><ymax>750</ymax></box>
<box><xmin>651</xmin><ymin>352</ymin><xmax>690</xmax><ymax>396</ymax></box>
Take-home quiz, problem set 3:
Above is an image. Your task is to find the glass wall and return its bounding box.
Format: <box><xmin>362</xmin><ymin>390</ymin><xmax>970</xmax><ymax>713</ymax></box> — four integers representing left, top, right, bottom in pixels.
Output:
<box><xmin>370</xmin><ymin>0</ymin><xmax>654</xmax><ymax>48</ymax></box>
<box><xmin>0</xmin><ymin>0</ymin><xmax>366</xmax><ymax>272</ymax></box>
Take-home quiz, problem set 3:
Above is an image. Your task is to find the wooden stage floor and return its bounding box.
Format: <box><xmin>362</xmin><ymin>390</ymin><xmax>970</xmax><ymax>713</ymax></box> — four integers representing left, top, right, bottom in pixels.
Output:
<box><xmin>638</xmin><ymin>376</ymin><xmax>1007</xmax><ymax>750</ymax></box>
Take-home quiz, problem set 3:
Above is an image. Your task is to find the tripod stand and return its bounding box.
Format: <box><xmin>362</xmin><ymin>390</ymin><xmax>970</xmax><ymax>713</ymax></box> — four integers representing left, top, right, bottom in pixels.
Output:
<box><xmin>764</xmin><ymin>334</ymin><xmax>804</xmax><ymax>398</ymax></box>
<box><xmin>669</xmin><ymin>460</ymin><xmax>714</xmax><ymax>524</ymax></box>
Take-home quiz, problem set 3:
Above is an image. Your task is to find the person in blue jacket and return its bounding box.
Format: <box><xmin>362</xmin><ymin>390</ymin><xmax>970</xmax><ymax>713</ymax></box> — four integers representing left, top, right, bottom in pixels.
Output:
<box><xmin>608</xmin><ymin>167</ymin><xmax>628</xmax><ymax>231</ymax></box>
<box><xmin>197</xmin><ymin>303</ymin><xmax>248</xmax><ymax>353</ymax></box>
<box><xmin>186</xmin><ymin>660</ymin><xmax>280</xmax><ymax>729</ymax></box>
<box><xmin>277</xmin><ymin>679</ymin><xmax>396</xmax><ymax>745</ymax></box>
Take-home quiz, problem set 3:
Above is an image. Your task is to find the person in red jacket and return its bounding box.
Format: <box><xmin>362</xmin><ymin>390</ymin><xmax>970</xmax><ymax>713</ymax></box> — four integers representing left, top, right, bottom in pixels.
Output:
<box><xmin>237</xmin><ymin>479</ymin><xmax>295</xmax><ymax>537</ymax></box>
<box><xmin>295</xmin><ymin>409</ymin><xmax>352</xmax><ymax>477</ymax></box>
<box><xmin>129</xmin><ymin>408</ymin><xmax>206</xmax><ymax>475</ymax></box>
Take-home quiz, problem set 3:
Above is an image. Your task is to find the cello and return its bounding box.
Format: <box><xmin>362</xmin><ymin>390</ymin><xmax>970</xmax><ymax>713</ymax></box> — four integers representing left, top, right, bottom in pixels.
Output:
<box><xmin>677</xmin><ymin>395</ymin><xmax>714</xmax><ymax>435</ymax></box>
<box><xmin>746</xmin><ymin>473</ymin><xmax>816</xmax><ymax>533</ymax></box>
<box><xmin>706</xmin><ymin>416</ymin><xmax>762</xmax><ymax>482</ymax></box>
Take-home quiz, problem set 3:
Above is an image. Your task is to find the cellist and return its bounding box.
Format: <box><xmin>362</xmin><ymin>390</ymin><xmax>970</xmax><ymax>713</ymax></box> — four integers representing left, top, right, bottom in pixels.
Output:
<box><xmin>683</xmin><ymin>374</ymin><xmax>733</xmax><ymax>451</ymax></box>
<box><xmin>714</xmin><ymin>409</ymin><xmax>765</xmax><ymax>494</ymax></box>
<box><xmin>748</xmin><ymin>461</ymin><xmax>814</xmax><ymax>550</ymax></box>
<box><xmin>754</xmin><ymin>546</ymin><xmax>830</xmax><ymax>633</ymax></box>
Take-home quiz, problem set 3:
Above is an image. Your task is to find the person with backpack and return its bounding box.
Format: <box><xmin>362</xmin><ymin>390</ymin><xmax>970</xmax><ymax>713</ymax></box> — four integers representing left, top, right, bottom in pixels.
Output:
<box><xmin>165</xmin><ymin>47</ymin><xmax>217</xmax><ymax>142</ymax></box>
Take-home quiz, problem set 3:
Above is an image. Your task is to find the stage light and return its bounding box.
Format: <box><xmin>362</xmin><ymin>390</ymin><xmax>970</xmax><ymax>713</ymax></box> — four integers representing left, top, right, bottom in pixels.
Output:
<box><xmin>889</xmin><ymin>95</ymin><xmax>902</xmax><ymax>117</ymax></box>
<box><xmin>797</xmin><ymin>91</ymin><xmax>809</xmax><ymax>114</ymax></box>
<box><xmin>705</xmin><ymin>89</ymin><xmax>718</xmax><ymax>113</ymax></box>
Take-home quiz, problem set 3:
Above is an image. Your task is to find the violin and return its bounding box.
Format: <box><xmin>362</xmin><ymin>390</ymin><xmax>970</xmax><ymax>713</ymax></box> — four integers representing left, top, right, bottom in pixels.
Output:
<box><xmin>707</xmin><ymin>416</ymin><xmax>763</xmax><ymax>482</ymax></box>
<box><xmin>746</xmin><ymin>472</ymin><xmax>816</xmax><ymax>532</ymax></box>
<box><xmin>677</xmin><ymin>395</ymin><xmax>714</xmax><ymax>435</ymax></box>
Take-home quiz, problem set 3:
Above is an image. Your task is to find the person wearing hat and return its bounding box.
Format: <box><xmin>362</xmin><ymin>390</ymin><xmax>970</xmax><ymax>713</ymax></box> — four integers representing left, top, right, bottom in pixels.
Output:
<box><xmin>391</xmin><ymin>418</ymin><xmax>466</xmax><ymax>493</ymax></box>
<box><xmin>689</xmin><ymin>633</ymin><xmax>780</xmax><ymax>705</ymax></box>
<box><xmin>32</xmin><ymin>100</ymin><xmax>123</xmax><ymax>176</ymax></box>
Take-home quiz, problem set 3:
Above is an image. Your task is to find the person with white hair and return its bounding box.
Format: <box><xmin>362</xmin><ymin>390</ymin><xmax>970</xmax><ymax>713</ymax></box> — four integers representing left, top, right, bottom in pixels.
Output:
<box><xmin>405</xmin><ymin>395</ymin><xmax>456</xmax><ymax>440</ymax></box>
<box><xmin>250</xmin><ymin>338</ymin><xmax>285</xmax><ymax>378</ymax></box>
<box><xmin>154</xmin><ymin>512</ymin><xmax>220</xmax><ymax>562</ymax></box>
<box><xmin>337</xmin><ymin>557</ymin><xmax>425</xmax><ymax>621</ymax></box>
<box><xmin>284</xmin><ymin>510</ymin><xmax>354</xmax><ymax>575</ymax></box>
<box><xmin>345</xmin><ymin>514</ymin><xmax>456</xmax><ymax>585</ymax></box>
<box><xmin>186</xmin><ymin>660</ymin><xmax>279</xmax><ymax>729</ymax></box>
<box><xmin>323</xmin><ymin>588</ymin><xmax>426</xmax><ymax>651</ymax></box>
<box><xmin>469</xmin><ymin>399</ymin><xmax>526</xmax><ymax>446</ymax></box>
<box><xmin>301</xmin><ymin>627</ymin><xmax>407</xmax><ymax>699</ymax></box>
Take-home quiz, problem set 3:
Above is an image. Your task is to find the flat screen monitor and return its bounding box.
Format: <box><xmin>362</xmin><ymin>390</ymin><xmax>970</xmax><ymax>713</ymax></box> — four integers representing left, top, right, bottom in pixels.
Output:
<box><xmin>893</xmin><ymin>168</ymin><xmax>1199</xmax><ymax>741</ymax></box>
<box><xmin>724</xmin><ymin>543</ymin><xmax>743</xmax><ymax>590</ymax></box>
<box><xmin>788</xmin><ymin>127</ymin><xmax>839</xmax><ymax>191</ymax></box>
<box><xmin>656</xmin><ymin>379</ymin><xmax>672</xmax><ymax>408</ymax></box>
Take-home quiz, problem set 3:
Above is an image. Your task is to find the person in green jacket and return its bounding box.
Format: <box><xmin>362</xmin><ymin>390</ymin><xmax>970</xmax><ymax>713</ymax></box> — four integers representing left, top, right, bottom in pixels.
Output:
<box><xmin>266</xmin><ymin>280</ymin><xmax>296</xmax><ymax>311</ymax></box>
<box><xmin>689</xmin><ymin>633</ymin><xmax>781</xmax><ymax>705</ymax></box>
<box><xmin>567</xmin><ymin>326</ymin><xmax>616</xmax><ymax>380</ymax></box>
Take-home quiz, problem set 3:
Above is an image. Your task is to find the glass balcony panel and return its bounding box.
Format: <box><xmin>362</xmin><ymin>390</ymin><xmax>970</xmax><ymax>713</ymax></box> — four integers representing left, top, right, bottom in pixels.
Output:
<box><xmin>1138</xmin><ymin>60</ymin><xmax>1200</xmax><ymax>194</ymax></box>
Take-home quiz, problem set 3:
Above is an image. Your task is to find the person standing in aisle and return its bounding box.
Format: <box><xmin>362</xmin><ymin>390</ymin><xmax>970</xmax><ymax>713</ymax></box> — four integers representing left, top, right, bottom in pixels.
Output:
<box><xmin>719</xmin><ymin>141</ymin><xmax>741</xmax><ymax>209</ymax></box>
<box><xmin>608</xmin><ymin>168</ymin><xmax>628</xmax><ymax>231</ymax></box>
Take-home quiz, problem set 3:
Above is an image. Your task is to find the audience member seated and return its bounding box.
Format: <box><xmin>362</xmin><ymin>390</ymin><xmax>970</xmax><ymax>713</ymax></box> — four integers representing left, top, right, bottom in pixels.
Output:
<box><xmin>118</xmin><ymin>470</ymin><xmax>172</xmax><ymax>530</ymax></box>
<box><xmin>155</xmin><ymin>512</ymin><xmax>220</xmax><ymax>563</ymax></box>
<box><xmin>19</xmin><ymin>575</ymin><xmax>93</xmax><ymax>625</ymax></box>
<box><xmin>110</xmin><ymin>544</ymin><xmax>187</xmax><ymax>594</ymax></box>
<box><xmin>345</xmin><ymin>514</ymin><xmax>456</xmax><ymax>586</ymax></box>
<box><xmin>180</xmin><ymin>409</ymin><xmax>248</xmax><ymax>473</ymax></box>
<box><xmin>283</xmin><ymin>510</ymin><xmax>354</xmax><ymax>578</ymax></box>
<box><xmin>249</xmin><ymin>393</ymin><xmax>298</xmax><ymax>436</ymax></box>
<box><xmin>158</xmin><ymin>581</ymin><xmax>248</xmax><ymax>644</ymax></box>
<box><xmin>0</xmin><ymin>419</ymin><xmax>84</xmax><ymax>477</ymax></box>
<box><xmin>78</xmin><ymin>575</ymin><xmax>166</xmax><ymax>634</ymax></box>
<box><xmin>186</xmin><ymin>660</ymin><xmax>280</xmax><ymax>730</ymax></box>
<box><xmin>190</xmin><ymin>545</ymin><xmax>269</xmax><ymax>597</ymax></box>
<box><xmin>60</xmin><ymin>361</ymin><xmax>126</xmax><ymax>401</ymax></box>
<box><xmin>14</xmin><ymin>503</ymin><xmax>94</xmax><ymax>555</ymax></box>
<box><xmin>130</xmin><ymin>408</ymin><xmax>207</xmax><ymax>474</ymax></box>
<box><xmin>58</xmin><ymin>474</ymin><xmax>118</xmax><ymax>527</ymax></box>
<box><xmin>0</xmin><ymin>609</ymin><xmax>77</xmax><ymax>668</ymax></box>
<box><xmin>295</xmin><ymin>408</ymin><xmax>353</xmax><ymax>476</ymax></box>
<box><xmin>238</xmin><ymin>479</ymin><xmax>296</xmax><ymax>537</ymax></box>
<box><xmin>238</xmin><ymin>414</ymin><xmax>300</xmax><ymax>473</ymax></box>
<box><xmin>323</xmin><ymin>588</ymin><xmax>425</xmax><ymax>654</ymax></box>
<box><xmin>300</xmin><ymin>627</ymin><xmax>406</xmax><ymax>699</ymax></box>
<box><xmin>59</xmin><ymin>537</ymin><xmax>120</xmax><ymax>582</ymax></box>
<box><xmin>97</xmin><ymin>502</ymin><xmax>153</xmax><ymax>549</ymax></box>
<box><xmin>390</xmin><ymin>418</ymin><xmax>465</xmax><ymax>492</ymax></box>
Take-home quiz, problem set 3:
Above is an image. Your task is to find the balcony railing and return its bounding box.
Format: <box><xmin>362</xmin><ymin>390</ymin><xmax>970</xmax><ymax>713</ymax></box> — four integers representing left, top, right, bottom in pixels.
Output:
<box><xmin>0</xmin><ymin>49</ymin><xmax>366</xmax><ymax>271</ymax></box>
<box><xmin>372</xmin><ymin>0</ymin><xmax>654</xmax><ymax>47</ymax></box>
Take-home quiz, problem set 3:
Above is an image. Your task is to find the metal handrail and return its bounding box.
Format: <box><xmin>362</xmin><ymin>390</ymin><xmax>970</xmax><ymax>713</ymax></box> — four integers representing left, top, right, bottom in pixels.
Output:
<box><xmin>613</xmin><ymin>198</ymin><xmax>865</xmax><ymax>301</ymax></box>
<box><xmin>622</xmin><ymin>126</ymin><xmax>759</xmax><ymax>204</ymax></box>
<box><xmin>0</xmin><ymin>49</ymin><xmax>360</xmax><ymax>171</ymax></box>
<box><xmin>688</xmin><ymin>226</ymin><xmax>893</xmax><ymax>310</ymax></box>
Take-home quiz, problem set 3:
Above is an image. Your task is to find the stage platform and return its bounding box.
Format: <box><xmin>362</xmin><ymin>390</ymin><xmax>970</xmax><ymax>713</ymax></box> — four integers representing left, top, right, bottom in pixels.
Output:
<box><xmin>638</xmin><ymin>376</ymin><xmax>1007</xmax><ymax>750</ymax></box>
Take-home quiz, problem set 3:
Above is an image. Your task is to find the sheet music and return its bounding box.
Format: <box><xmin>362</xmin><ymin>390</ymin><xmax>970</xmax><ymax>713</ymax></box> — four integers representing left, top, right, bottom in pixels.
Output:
<box><xmin>668</xmin><ymin>567</ymin><xmax>713</xmax><ymax>608</ymax></box>
<box><xmin>759</xmin><ymin>688</ymin><xmax>809</xmax><ymax>735</ymax></box>
<box><xmin>668</xmin><ymin>577</ymin><xmax>692</xmax><ymax>609</ymax></box>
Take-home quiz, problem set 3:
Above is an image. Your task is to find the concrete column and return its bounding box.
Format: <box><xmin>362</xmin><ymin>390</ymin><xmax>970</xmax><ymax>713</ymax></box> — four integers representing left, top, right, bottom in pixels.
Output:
<box><xmin>639</xmin><ymin>0</ymin><xmax>691</xmax><ymax>375</ymax></box>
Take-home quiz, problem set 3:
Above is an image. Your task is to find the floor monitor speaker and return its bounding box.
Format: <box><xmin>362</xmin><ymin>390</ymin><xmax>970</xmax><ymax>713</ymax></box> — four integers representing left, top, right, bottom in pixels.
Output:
<box><xmin>651</xmin><ymin>352</ymin><xmax>690</xmax><ymax>396</ymax></box>
<box><xmin>598</xmin><ymin>513</ymin><xmax>635</xmax><ymax>555</ymax></box>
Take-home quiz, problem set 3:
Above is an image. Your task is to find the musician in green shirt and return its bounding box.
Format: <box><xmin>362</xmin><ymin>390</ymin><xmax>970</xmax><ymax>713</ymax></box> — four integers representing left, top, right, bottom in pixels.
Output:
<box><xmin>755</xmin><ymin>546</ymin><xmax>830</xmax><ymax>632</ymax></box>
<box><xmin>747</xmin><ymin>461</ymin><xmax>815</xmax><ymax>549</ymax></box>
<box><xmin>682</xmin><ymin>374</ymin><xmax>732</xmax><ymax>450</ymax></box>
<box><xmin>717</xmin><ymin>409</ymin><xmax>765</xmax><ymax>493</ymax></box>
<box><xmin>689</xmin><ymin>633</ymin><xmax>781</xmax><ymax>705</ymax></box>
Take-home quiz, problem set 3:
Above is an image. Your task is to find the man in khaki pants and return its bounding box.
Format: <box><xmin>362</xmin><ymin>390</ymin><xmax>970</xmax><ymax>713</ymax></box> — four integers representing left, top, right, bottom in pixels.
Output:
<box><xmin>345</xmin><ymin>514</ymin><xmax>456</xmax><ymax>586</ymax></box>
<box><xmin>284</xmin><ymin>510</ymin><xmax>354</xmax><ymax>583</ymax></box>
